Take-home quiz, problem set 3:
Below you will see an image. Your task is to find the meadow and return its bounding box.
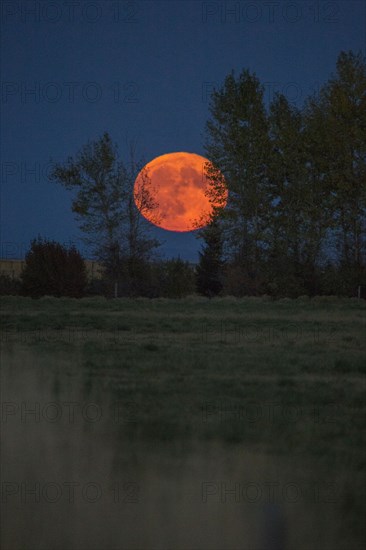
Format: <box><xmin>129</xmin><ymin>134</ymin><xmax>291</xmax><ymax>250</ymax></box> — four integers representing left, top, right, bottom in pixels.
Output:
<box><xmin>1</xmin><ymin>295</ymin><xmax>365</xmax><ymax>549</ymax></box>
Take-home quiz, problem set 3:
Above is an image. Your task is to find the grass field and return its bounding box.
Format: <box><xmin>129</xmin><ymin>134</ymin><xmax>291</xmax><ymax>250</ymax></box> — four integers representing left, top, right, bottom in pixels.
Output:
<box><xmin>1</xmin><ymin>295</ymin><xmax>365</xmax><ymax>549</ymax></box>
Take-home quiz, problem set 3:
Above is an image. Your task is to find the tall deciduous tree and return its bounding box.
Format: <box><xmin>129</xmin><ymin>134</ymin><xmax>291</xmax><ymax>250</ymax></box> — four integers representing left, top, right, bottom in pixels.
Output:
<box><xmin>204</xmin><ymin>52</ymin><xmax>366</xmax><ymax>297</ymax></box>
<box><xmin>304</xmin><ymin>51</ymin><xmax>366</xmax><ymax>270</ymax></box>
<box><xmin>268</xmin><ymin>93</ymin><xmax>305</xmax><ymax>266</ymax></box>
<box><xmin>267</xmin><ymin>93</ymin><xmax>331</xmax><ymax>294</ymax></box>
<box><xmin>50</xmin><ymin>133</ymin><xmax>161</xmax><ymax>294</ymax></box>
<box><xmin>204</xmin><ymin>70</ymin><xmax>272</xmax><ymax>272</ymax></box>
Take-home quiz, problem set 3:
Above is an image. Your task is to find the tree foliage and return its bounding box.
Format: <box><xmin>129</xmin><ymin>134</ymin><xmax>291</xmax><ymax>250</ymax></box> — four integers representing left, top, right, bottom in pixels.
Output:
<box><xmin>21</xmin><ymin>237</ymin><xmax>87</xmax><ymax>298</ymax></box>
<box><xmin>196</xmin><ymin>219</ymin><xmax>224</xmax><ymax>297</ymax></box>
<box><xmin>50</xmin><ymin>133</ymin><xmax>161</xmax><ymax>295</ymax></box>
<box><xmin>204</xmin><ymin>50</ymin><xmax>366</xmax><ymax>297</ymax></box>
<box><xmin>160</xmin><ymin>258</ymin><xmax>196</xmax><ymax>298</ymax></box>
<box><xmin>205</xmin><ymin>69</ymin><xmax>272</xmax><ymax>269</ymax></box>
<box><xmin>45</xmin><ymin>51</ymin><xmax>366</xmax><ymax>299</ymax></box>
<box><xmin>304</xmin><ymin>51</ymin><xmax>366</xmax><ymax>269</ymax></box>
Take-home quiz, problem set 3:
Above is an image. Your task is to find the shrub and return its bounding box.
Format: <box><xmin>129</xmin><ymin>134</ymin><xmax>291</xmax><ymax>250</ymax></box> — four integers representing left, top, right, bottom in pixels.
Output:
<box><xmin>223</xmin><ymin>263</ymin><xmax>266</xmax><ymax>297</ymax></box>
<box><xmin>160</xmin><ymin>259</ymin><xmax>196</xmax><ymax>298</ymax></box>
<box><xmin>0</xmin><ymin>273</ymin><xmax>21</xmax><ymax>295</ymax></box>
<box><xmin>21</xmin><ymin>237</ymin><xmax>87</xmax><ymax>298</ymax></box>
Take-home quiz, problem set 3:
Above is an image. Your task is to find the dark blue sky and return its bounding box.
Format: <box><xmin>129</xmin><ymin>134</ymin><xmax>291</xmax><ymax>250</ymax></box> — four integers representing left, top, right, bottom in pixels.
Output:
<box><xmin>1</xmin><ymin>0</ymin><xmax>365</xmax><ymax>261</ymax></box>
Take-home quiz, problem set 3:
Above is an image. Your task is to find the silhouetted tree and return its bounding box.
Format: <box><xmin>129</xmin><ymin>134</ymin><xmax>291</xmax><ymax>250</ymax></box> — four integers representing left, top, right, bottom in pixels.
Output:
<box><xmin>204</xmin><ymin>69</ymin><xmax>272</xmax><ymax>271</ymax></box>
<box><xmin>0</xmin><ymin>274</ymin><xmax>21</xmax><ymax>296</ymax></box>
<box><xmin>50</xmin><ymin>133</ymin><xmax>161</xmax><ymax>296</ymax></box>
<box><xmin>204</xmin><ymin>51</ymin><xmax>366</xmax><ymax>297</ymax></box>
<box><xmin>161</xmin><ymin>258</ymin><xmax>195</xmax><ymax>298</ymax></box>
<box><xmin>304</xmin><ymin>50</ymin><xmax>366</xmax><ymax>272</ymax></box>
<box><xmin>21</xmin><ymin>237</ymin><xmax>87</xmax><ymax>298</ymax></box>
<box><xmin>266</xmin><ymin>93</ymin><xmax>325</xmax><ymax>295</ymax></box>
<box><xmin>196</xmin><ymin>219</ymin><xmax>224</xmax><ymax>297</ymax></box>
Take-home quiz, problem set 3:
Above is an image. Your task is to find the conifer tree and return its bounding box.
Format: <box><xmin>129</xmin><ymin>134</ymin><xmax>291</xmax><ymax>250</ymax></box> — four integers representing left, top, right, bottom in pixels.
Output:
<box><xmin>196</xmin><ymin>219</ymin><xmax>224</xmax><ymax>297</ymax></box>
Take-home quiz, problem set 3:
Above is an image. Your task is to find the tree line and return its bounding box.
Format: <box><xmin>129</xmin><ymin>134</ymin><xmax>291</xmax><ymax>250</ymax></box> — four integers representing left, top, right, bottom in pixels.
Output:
<box><xmin>199</xmin><ymin>50</ymin><xmax>366</xmax><ymax>297</ymax></box>
<box><xmin>1</xmin><ymin>50</ymin><xmax>365</xmax><ymax>299</ymax></box>
<box><xmin>0</xmin><ymin>237</ymin><xmax>196</xmax><ymax>298</ymax></box>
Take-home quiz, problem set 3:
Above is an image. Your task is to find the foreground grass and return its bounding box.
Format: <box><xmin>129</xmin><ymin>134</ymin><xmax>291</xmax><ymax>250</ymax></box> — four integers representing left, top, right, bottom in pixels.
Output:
<box><xmin>2</xmin><ymin>295</ymin><xmax>365</xmax><ymax>547</ymax></box>
<box><xmin>1</xmin><ymin>295</ymin><xmax>365</xmax><ymax>460</ymax></box>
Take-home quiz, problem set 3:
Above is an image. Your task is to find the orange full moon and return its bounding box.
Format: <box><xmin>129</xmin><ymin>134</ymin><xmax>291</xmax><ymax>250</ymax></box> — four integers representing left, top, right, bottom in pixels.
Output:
<box><xmin>133</xmin><ymin>152</ymin><xmax>227</xmax><ymax>232</ymax></box>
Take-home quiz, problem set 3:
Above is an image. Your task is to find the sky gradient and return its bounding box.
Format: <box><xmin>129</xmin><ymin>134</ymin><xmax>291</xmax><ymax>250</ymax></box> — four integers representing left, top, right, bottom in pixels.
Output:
<box><xmin>1</xmin><ymin>0</ymin><xmax>365</xmax><ymax>261</ymax></box>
